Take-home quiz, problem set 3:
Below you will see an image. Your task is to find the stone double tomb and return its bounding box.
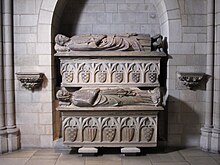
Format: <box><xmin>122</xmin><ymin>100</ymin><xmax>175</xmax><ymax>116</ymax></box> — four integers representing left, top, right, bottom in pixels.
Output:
<box><xmin>55</xmin><ymin>33</ymin><xmax>167</xmax><ymax>154</ymax></box>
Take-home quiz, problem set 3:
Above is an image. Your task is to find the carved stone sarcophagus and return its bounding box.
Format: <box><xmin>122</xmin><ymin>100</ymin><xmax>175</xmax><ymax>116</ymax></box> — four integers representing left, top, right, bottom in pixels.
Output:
<box><xmin>55</xmin><ymin>33</ymin><xmax>166</xmax><ymax>153</ymax></box>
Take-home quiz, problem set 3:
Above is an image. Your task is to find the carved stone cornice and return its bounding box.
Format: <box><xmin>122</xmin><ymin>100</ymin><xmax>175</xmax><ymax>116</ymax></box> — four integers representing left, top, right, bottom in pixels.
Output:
<box><xmin>177</xmin><ymin>72</ymin><xmax>205</xmax><ymax>90</ymax></box>
<box><xmin>16</xmin><ymin>72</ymin><xmax>44</xmax><ymax>90</ymax></box>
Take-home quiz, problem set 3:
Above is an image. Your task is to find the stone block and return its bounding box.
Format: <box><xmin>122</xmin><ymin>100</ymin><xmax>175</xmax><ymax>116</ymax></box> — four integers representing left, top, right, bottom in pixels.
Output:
<box><xmin>0</xmin><ymin>130</ymin><xmax>8</xmax><ymax>154</ymax></box>
<box><xmin>83</xmin><ymin>4</ymin><xmax>105</xmax><ymax>12</ymax></box>
<box><xmin>110</xmin><ymin>24</ymin><xmax>125</xmax><ymax>33</ymax></box>
<box><xmin>14</xmin><ymin>27</ymin><xmax>31</xmax><ymax>34</ymax></box>
<box><xmin>39</xmin><ymin>55</ymin><xmax>51</xmax><ymax>66</ymax></box>
<box><xmin>35</xmin><ymin>0</ymin><xmax>42</xmax><ymax>13</ymax></box>
<box><xmin>168</xmin><ymin>134</ymin><xmax>182</xmax><ymax>146</ymax></box>
<box><xmin>168</xmin><ymin>124</ymin><xmax>183</xmax><ymax>134</ymax></box>
<box><xmin>32</xmin><ymin>91</ymin><xmax>52</xmax><ymax>103</ymax></box>
<box><xmin>112</xmin><ymin>13</ymin><xmax>136</xmax><ymax>24</ymax></box>
<box><xmin>93</xmin><ymin>24</ymin><xmax>110</xmax><ymax>34</ymax></box>
<box><xmin>167</xmin><ymin>9</ymin><xmax>181</xmax><ymax>20</ymax></box>
<box><xmin>148</xmin><ymin>12</ymin><xmax>159</xmax><ymax>24</ymax></box>
<box><xmin>17</xmin><ymin>103</ymin><xmax>42</xmax><ymax>113</ymax></box>
<box><xmin>169</xmin><ymin>20</ymin><xmax>182</xmax><ymax>42</ymax></box>
<box><xmin>135</xmin><ymin>13</ymin><xmax>148</xmax><ymax>23</ymax></box>
<box><xmin>15</xmin><ymin>91</ymin><xmax>32</xmax><ymax>103</ymax></box>
<box><xmin>164</xmin><ymin>0</ymin><xmax>179</xmax><ymax>11</ymax></box>
<box><xmin>96</xmin><ymin>13</ymin><xmax>112</xmax><ymax>24</ymax></box>
<box><xmin>36</xmin><ymin>43</ymin><xmax>51</xmax><ymax>54</ymax></box>
<box><xmin>179</xmin><ymin>90</ymin><xmax>197</xmax><ymax>102</ymax></box>
<box><xmin>75</xmin><ymin>24</ymin><xmax>93</xmax><ymax>34</ymax></box>
<box><xmin>27</xmin><ymin>43</ymin><xmax>36</xmax><ymax>55</ymax></box>
<box><xmin>181</xmin><ymin>14</ymin><xmax>188</xmax><ymax>26</ymax></box>
<box><xmin>13</xmin><ymin>15</ymin><xmax>20</xmax><ymax>26</ymax></box>
<box><xmin>14</xmin><ymin>43</ymin><xmax>27</xmax><ymax>55</ymax></box>
<box><xmin>78</xmin><ymin>13</ymin><xmax>97</xmax><ymax>24</ymax></box>
<box><xmin>39</xmin><ymin>113</ymin><xmax>52</xmax><ymax>125</ymax></box>
<box><xmin>40</xmin><ymin>135</ymin><xmax>53</xmax><ymax>147</ymax></box>
<box><xmin>183</xmin><ymin>34</ymin><xmax>197</xmax><ymax>43</ymax></box>
<box><xmin>118</xmin><ymin>4</ymin><xmax>150</xmax><ymax>12</ymax></box>
<box><xmin>21</xmin><ymin>135</ymin><xmax>40</xmax><ymax>147</ymax></box>
<box><xmin>14</xmin><ymin>33</ymin><xmax>37</xmax><ymax>43</ymax></box>
<box><xmin>104</xmin><ymin>0</ymin><xmax>125</xmax><ymax>3</ymax></box>
<box><xmin>169</xmin><ymin>43</ymin><xmax>194</xmax><ymax>55</ymax></box>
<box><xmin>41</xmin><ymin>103</ymin><xmax>53</xmax><ymax>113</ymax></box>
<box><xmin>195</xmin><ymin>43</ymin><xmax>207</xmax><ymax>54</ymax></box>
<box><xmin>188</xmin><ymin>15</ymin><xmax>207</xmax><ymax>27</ymax></box>
<box><xmin>15</xmin><ymin>54</ymin><xmax>38</xmax><ymax>66</ymax></box>
<box><xmin>84</xmin><ymin>0</ymin><xmax>104</xmax><ymax>3</ymax></box>
<box><xmin>182</xmin><ymin>135</ymin><xmax>200</xmax><ymax>147</ymax></box>
<box><xmin>186</xmin><ymin>55</ymin><xmax>206</xmax><ymax>66</ymax></box>
<box><xmin>14</xmin><ymin>0</ymin><xmax>36</xmax><ymax>14</ymax></box>
<box><xmin>183</xmin><ymin>27</ymin><xmax>207</xmax><ymax>34</ymax></box>
<box><xmin>20</xmin><ymin>15</ymin><xmax>38</xmax><ymax>26</ymax></box>
<box><xmin>105</xmin><ymin>4</ymin><xmax>118</xmax><ymax>12</ymax></box>
<box><xmin>39</xmin><ymin>10</ymin><xmax>53</xmax><ymax>24</ymax></box>
<box><xmin>169</xmin><ymin>55</ymin><xmax>187</xmax><ymax>65</ymax></box>
<box><xmin>125</xmin><ymin>24</ymin><xmax>141</xmax><ymax>33</ymax></box>
<box><xmin>16</xmin><ymin>113</ymin><xmax>38</xmax><ymax>125</ymax></box>
<box><xmin>121</xmin><ymin>147</ymin><xmax>141</xmax><ymax>154</ymax></box>
<box><xmin>78</xmin><ymin>147</ymin><xmax>98</xmax><ymax>154</ymax></box>
<box><xmin>38</xmin><ymin>25</ymin><xmax>51</xmax><ymax>42</ymax></box>
<box><xmin>41</xmin><ymin>0</ymin><xmax>57</xmax><ymax>12</ymax></box>
<box><xmin>185</xmin><ymin>0</ymin><xmax>207</xmax><ymax>14</ymax></box>
<box><xmin>126</xmin><ymin>0</ymin><xmax>144</xmax><ymax>3</ymax></box>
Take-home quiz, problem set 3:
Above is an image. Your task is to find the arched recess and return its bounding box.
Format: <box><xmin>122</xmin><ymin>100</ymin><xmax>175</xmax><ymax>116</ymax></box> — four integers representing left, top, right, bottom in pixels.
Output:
<box><xmin>37</xmin><ymin>0</ymin><xmax>182</xmax><ymax>141</ymax></box>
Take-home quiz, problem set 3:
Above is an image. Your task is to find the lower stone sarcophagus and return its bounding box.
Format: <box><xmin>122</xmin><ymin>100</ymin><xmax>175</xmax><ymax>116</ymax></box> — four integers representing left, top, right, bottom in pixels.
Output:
<box><xmin>59</xmin><ymin>106</ymin><xmax>163</xmax><ymax>147</ymax></box>
<box><xmin>55</xmin><ymin>33</ymin><xmax>166</xmax><ymax>153</ymax></box>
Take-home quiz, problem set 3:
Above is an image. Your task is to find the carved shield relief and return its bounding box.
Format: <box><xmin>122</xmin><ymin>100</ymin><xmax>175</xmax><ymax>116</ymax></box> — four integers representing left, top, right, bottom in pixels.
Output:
<box><xmin>132</xmin><ymin>72</ymin><xmax>140</xmax><ymax>83</ymax></box>
<box><xmin>115</xmin><ymin>72</ymin><xmax>123</xmax><ymax>83</ymax></box>
<box><xmin>104</xmin><ymin>127</ymin><xmax>116</xmax><ymax>142</ymax></box>
<box><xmin>98</xmin><ymin>71</ymin><xmax>107</xmax><ymax>83</ymax></box>
<box><xmin>66</xmin><ymin>127</ymin><xmax>78</xmax><ymax>142</ymax></box>
<box><xmin>148</xmin><ymin>72</ymin><xmax>157</xmax><ymax>83</ymax></box>
<box><xmin>86</xmin><ymin>126</ymin><xmax>97</xmax><ymax>142</ymax></box>
<box><xmin>81</xmin><ymin>72</ymin><xmax>90</xmax><ymax>83</ymax></box>
<box><xmin>123</xmin><ymin>126</ymin><xmax>135</xmax><ymax>142</ymax></box>
<box><xmin>143</xmin><ymin>127</ymin><xmax>154</xmax><ymax>142</ymax></box>
<box><xmin>64</xmin><ymin>72</ymin><xmax>74</xmax><ymax>83</ymax></box>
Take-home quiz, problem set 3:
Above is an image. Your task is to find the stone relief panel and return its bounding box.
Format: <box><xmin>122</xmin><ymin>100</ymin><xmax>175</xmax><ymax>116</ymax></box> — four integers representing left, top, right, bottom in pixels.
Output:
<box><xmin>63</xmin><ymin>116</ymin><xmax>157</xmax><ymax>145</ymax></box>
<box><xmin>60</xmin><ymin>59</ymin><xmax>160</xmax><ymax>87</ymax></box>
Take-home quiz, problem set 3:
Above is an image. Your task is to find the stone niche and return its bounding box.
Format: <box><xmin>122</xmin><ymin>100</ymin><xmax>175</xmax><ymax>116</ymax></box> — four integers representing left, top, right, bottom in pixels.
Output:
<box><xmin>55</xmin><ymin>33</ymin><xmax>167</xmax><ymax>154</ymax></box>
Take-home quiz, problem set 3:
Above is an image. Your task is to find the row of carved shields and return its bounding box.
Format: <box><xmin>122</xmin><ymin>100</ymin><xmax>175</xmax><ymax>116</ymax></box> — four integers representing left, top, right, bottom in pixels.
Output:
<box><xmin>66</xmin><ymin>126</ymin><xmax>154</xmax><ymax>142</ymax></box>
<box><xmin>64</xmin><ymin>71</ymin><xmax>157</xmax><ymax>83</ymax></box>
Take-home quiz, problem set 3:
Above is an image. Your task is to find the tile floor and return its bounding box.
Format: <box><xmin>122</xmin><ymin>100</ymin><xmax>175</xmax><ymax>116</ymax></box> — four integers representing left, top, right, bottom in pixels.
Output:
<box><xmin>0</xmin><ymin>147</ymin><xmax>220</xmax><ymax>165</ymax></box>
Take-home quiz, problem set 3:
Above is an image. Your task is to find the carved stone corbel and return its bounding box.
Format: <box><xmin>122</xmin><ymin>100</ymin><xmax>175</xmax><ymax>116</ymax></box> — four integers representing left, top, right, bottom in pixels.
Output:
<box><xmin>177</xmin><ymin>72</ymin><xmax>205</xmax><ymax>90</ymax></box>
<box><xmin>16</xmin><ymin>72</ymin><xmax>44</xmax><ymax>90</ymax></box>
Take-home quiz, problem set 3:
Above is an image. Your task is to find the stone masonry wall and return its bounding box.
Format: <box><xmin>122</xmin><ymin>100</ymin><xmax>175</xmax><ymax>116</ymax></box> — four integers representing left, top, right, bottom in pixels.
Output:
<box><xmin>167</xmin><ymin>0</ymin><xmax>207</xmax><ymax>146</ymax></box>
<box><xmin>13</xmin><ymin>0</ymin><xmax>207</xmax><ymax>148</ymax></box>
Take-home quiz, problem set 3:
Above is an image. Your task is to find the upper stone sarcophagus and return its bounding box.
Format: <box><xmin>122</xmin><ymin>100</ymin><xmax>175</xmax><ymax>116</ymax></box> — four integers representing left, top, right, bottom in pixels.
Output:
<box><xmin>55</xmin><ymin>33</ymin><xmax>167</xmax><ymax>107</ymax></box>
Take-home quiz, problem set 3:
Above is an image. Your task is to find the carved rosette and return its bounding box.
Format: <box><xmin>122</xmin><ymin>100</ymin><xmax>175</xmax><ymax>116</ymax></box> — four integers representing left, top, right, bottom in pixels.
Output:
<box><xmin>16</xmin><ymin>72</ymin><xmax>44</xmax><ymax>90</ymax></box>
<box><xmin>63</xmin><ymin>116</ymin><xmax>157</xmax><ymax>144</ymax></box>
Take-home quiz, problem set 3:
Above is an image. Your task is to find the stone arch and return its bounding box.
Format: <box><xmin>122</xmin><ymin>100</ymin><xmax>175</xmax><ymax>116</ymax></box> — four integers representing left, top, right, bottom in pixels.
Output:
<box><xmin>36</xmin><ymin>0</ymin><xmax>182</xmax><ymax>141</ymax></box>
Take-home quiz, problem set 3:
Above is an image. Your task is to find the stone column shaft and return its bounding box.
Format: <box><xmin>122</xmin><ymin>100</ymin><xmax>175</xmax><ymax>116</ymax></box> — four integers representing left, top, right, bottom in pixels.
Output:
<box><xmin>0</xmin><ymin>0</ymin><xmax>8</xmax><ymax>154</ymax></box>
<box><xmin>210</xmin><ymin>0</ymin><xmax>220</xmax><ymax>153</ymax></box>
<box><xmin>2</xmin><ymin>0</ymin><xmax>20</xmax><ymax>152</ymax></box>
<box><xmin>2</xmin><ymin>0</ymin><xmax>15</xmax><ymax>129</ymax></box>
<box><xmin>200</xmin><ymin>0</ymin><xmax>215</xmax><ymax>151</ymax></box>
